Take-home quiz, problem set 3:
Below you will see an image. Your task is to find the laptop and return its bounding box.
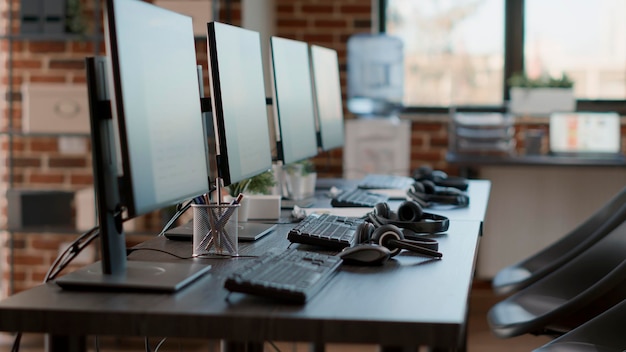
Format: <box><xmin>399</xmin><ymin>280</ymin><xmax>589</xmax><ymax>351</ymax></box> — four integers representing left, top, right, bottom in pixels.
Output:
<box><xmin>164</xmin><ymin>220</ymin><xmax>276</xmax><ymax>242</ymax></box>
<box><xmin>549</xmin><ymin>112</ymin><xmax>623</xmax><ymax>159</ymax></box>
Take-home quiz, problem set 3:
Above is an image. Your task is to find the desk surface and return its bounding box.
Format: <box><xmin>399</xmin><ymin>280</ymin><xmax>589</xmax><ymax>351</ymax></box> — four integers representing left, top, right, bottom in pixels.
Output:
<box><xmin>314</xmin><ymin>179</ymin><xmax>491</xmax><ymax>223</ymax></box>
<box><xmin>447</xmin><ymin>152</ymin><xmax>626</xmax><ymax>167</ymax></box>
<box><xmin>0</xmin><ymin>181</ymin><xmax>490</xmax><ymax>350</ymax></box>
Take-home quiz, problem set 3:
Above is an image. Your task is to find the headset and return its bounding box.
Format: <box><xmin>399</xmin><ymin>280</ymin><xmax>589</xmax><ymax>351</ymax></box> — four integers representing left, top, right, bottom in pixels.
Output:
<box><xmin>406</xmin><ymin>180</ymin><xmax>470</xmax><ymax>208</ymax></box>
<box><xmin>367</xmin><ymin>201</ymin><xmax>450</xmax><ymax>235</ymax></box>
<box><xmin>413</xmin><ymin>166</ymin><xmax>469</xmax><ymax>191</ymax></box>
<box><xmin>356</xmin><ymin>222</ymin><xmax>442</xmax><ymax>258</ymax></box>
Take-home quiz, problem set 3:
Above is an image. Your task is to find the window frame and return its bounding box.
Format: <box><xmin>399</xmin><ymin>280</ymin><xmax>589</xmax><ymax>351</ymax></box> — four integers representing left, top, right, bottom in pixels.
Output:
<box><xmin>378</xmin><ymin>0</ymin><xmax>626</xmax><ymax>115</ymax></box>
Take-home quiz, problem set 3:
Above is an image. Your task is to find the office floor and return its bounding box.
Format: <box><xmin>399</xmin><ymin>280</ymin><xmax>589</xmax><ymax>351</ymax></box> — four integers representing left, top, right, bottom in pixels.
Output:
<box><xmin>0</xmin><ymin>281</ymin><xmax>553</xmax><ymax>352</ymax></box>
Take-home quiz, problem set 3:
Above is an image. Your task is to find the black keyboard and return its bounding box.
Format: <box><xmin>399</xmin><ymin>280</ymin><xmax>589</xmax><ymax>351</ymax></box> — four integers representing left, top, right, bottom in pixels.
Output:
<box><xmin>331</xmin><ymin>187</ymin><xmax>389</xmax><ymax>207</ymax></box>
<box><xmin>357</xmin><ymin>174</ymin><xmax>415</xmax><ymax>190</ymax></box>
<box><xmin>287</xmin><ymin>213</ymin><xmax>364</xmax><ymax>250</ymax></box>
<box><xmin>224</xmin><ymin>248</ymin><xmax>342</xmax><ymax>304</ymax></box>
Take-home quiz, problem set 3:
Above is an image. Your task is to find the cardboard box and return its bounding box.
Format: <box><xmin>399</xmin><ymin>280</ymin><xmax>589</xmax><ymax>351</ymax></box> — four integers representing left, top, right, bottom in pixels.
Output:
<box><xmin>22</xmin><ymin>84</ymin><xmax>90</xmax><ymax>134</ymax></box>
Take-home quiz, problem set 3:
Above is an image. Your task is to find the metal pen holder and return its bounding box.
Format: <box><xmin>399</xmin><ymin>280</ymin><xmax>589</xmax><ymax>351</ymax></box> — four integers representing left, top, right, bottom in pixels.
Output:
<box><xmin>192</xmin><ymin>203</ymin><xmax>240</xmax><ymax>257</ymax></box>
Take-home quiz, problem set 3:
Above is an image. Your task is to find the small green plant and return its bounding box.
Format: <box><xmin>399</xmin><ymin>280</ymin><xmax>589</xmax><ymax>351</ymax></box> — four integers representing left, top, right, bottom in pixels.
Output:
<box><xmin>508</xmin><ymin>72</ymin><xmax>574</xmax><ymax>88</ymax></box>
<box><xmin>65</xmin><ymin>0</ymin><xmax>87</xmax><ymax>34</ymax></box>
<box><xmin>228</xmin><ymin>170</ymin><xmax>275</xmax><ymax>196</ymax></box>
<box><xmin>284</xmin><ymin>159</ymin><xmax>316</xmax><ymax>176</ymax></box>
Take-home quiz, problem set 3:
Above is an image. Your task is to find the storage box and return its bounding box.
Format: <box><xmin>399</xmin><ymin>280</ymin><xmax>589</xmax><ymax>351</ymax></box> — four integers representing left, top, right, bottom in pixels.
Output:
<box><xmin>246</xmin><ymin>195</ymin><xmax>281</xmax><ymax>221</ymax></box>
<box><xmin>22</xmin><ymin>84</ymin><xmax>90</xmax><ymax>134</ymax></box>
<box><xmin>8</xmin><ymin>189</ymin><xmax>75</xmax><ymax>229</ymax></box>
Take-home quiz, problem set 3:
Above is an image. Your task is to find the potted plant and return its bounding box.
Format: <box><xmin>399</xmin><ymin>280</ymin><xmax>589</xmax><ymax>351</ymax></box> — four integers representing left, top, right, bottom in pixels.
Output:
<box><xmin>283</xmin><ymin>159</ymin><xmax>317</xmax><ymax>200</ymax></box>
<box><xmin>508</xmin><ymin>72</ymin><xmax>575</xmax><ymax>116</ymax></box>
<box><xmin>227</xmin><ymin>170</ymin><xmax>278</xmax><ymax>222</ymax></box>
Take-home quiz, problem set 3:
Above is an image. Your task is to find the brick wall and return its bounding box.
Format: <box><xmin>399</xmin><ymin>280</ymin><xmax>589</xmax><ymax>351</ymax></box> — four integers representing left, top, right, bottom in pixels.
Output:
<box><xmin>274</xmin><ymin>0</ymin><xmax>372</xmax><ymax>177</ymax></box>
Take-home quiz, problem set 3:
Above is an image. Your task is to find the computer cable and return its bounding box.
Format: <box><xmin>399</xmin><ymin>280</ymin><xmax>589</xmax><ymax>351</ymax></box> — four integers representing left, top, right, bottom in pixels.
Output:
<box><xmin>157</xmin><ymin>198</ymin><xmax>195</xmax><ymax>237</ymax></box>
<box><xmin>11</xmin><ymin>225</ymin><xmax>101</xmax><ymax>352</ymax></box>
<box><xmin>45</xmin><ymin>225</ymin><xmax>100</xmax><ymax>282</ymax></box>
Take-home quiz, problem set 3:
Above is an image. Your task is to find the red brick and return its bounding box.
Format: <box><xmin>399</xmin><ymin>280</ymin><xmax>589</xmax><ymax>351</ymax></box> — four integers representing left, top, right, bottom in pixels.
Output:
<box><xmin>70</xmin><ymin>173</ymin><xmax>94</xmax><ymax>185</ymax></box>
<box><xmin>313</xmin><ymin>19</ymin><xmax>348</xmax><ymax>29</ymax></box>
<box><xmin>11</xmin><ymin>59</ymin><xmax>42</xmax><ymax>69</ymax></box>
<box><xmin>13</xmin><ymin>254</ymin><xmax>45</xmax><ymax>265</ymax></box>
<box><xmin>29</xmin><ymin>75</ymin><xmax>67</xmax><ymax>83</ymax></box>
<box><xmin>28</xmin><ymin>139</ymin><xmax>58</xmax><ymax>152</ymax></box>
<box><xmin>49</xmin><ymin>59</ymin><xmax>85</xmax><ymax>70</ymax></box>
<box><xmin>302</xmin><ymin>5</ymin><xmax>334</xmax><ymax>14</ymax></box>
<box><xmin>28</xmin><ymin>172</ymin><xmax>66</xmax><ymax>184</ymax></box>
<box><xmin>28</xmin><ymin>41</ymin><xmax>67</xmax><ymax>53</ymax></box>
<box><xmin>277</xmin><ymin>19</ymin><xmax>308</xmax><ymax>28</ymax></box>
<box><xmin>48</xmin><ymin>156</ymin><xmax>87</xmax><ymax>168</ymax></box>
<box><xmin>277</xmin><ymin>4</ymin><xmax>296</xmax><ymax>14</ymax></box>
<box><xmin>340</xmin><ymin>4</ymin><xmax>371</xmax><ymax>15</ymax></box>
<box><xmin>431</xmin><ymin>135</ymin><xmax>449</xmax><ymax>148</ymax></box>
<box><xmin>69</xmin><ymin>41</ymin><xmax>95</xmax><ymax>54</ymax></box>
<box><xmin>12</xmin><ymin>156</ymin><xmax>41</xmax><ymax>167</ymax></box>
<box><xmin>411</xmin><ymin>149</ymin><xmax>446</xmax><ymax>161</ymax></box>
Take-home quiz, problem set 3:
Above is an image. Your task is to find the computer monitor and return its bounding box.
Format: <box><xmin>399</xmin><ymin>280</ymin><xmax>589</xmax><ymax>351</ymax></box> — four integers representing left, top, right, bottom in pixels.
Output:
<box><xmin>270</xmin><ymin>36</ymin><xmax>319</xmax><ymax>164</ymax></box>
<box><xmin>206</xmin><ymin>22</ymin><xmax>274</xmax><ymax>188</ymax></box>
<box><xmin>309</xmin><ymin>44</ymin><xmax>345</xmax><ymax>151</ymax></box>
<box><xmin>55</xmin><ymin>0</ymin><xmax>212</xmax><ymax>292</ymax></box>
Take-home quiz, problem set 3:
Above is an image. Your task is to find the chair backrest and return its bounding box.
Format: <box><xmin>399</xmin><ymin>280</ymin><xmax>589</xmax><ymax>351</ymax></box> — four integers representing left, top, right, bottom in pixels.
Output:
<box><xmin>532</xmin><ymin>298</ymin><xmax>626</xmax><ymax>352</ymax></box>
<box><xmin>492</xmin><ymin>186</ymin><xmax>626</xmax><ymax>295</ymax></box>
<box><xmin>488</xmin><ymin>219</ymin><xmax>626</xmax><ymax>338</ymax></box>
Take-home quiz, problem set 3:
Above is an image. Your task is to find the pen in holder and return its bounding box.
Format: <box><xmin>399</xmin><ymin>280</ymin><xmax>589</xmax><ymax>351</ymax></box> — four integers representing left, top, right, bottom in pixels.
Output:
<box><xmin>192</xmin><ymin>202</ymin><xmax>240</xmax><ymax>257</ymax></box>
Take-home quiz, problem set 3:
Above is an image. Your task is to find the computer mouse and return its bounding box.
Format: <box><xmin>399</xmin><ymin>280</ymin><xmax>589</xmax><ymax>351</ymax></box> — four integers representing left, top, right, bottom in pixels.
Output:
<box><xmin>338</xmin><ymin>244</ymin><xmax>391</xmax><ymax>266</ymax></box>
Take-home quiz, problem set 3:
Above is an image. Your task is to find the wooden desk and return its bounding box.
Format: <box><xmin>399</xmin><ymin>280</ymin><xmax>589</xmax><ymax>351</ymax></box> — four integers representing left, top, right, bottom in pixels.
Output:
<box><xmin>0</xmin><ymin>182</ymin><xmax>490</xmax><ymax>352</ymax></box>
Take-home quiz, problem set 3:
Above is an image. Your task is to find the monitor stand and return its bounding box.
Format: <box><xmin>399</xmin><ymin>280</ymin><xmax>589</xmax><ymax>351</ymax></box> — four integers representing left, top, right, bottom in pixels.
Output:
<box><xmin>55</xmin><ymin>260</ymin><xmax>211</xmax><ymax>292</ymax></box>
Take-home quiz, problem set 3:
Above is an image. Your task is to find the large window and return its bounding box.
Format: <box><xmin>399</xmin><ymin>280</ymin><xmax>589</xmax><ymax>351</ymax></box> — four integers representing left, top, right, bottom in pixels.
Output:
<box><xmin>525</xmin><ymin>0</ymin><xmax>626</xmax><ymax>100</ymax></box>
<box><xmin>382</xmin><ymin>0</ymin><xmax>626</xmax><ymax>112</ymax></box>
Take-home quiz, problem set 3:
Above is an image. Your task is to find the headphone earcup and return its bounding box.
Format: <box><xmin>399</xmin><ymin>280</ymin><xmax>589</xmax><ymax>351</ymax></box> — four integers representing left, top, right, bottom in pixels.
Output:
<box><xmin>421</xmin><ymin>180</ymin><xmax>437</xmax><ymax>194</ymax></box>
<box><xmin>371</xmin><ymin>224</ymin><xmax>404</xmax><ymax>257</ymax></box>
<box><xmin>374</xmin><ymin>202</ymin><xmax>395</xmax><ymax>220</ymax></box>
<box><xmin>356</xmin><ymin>222</ymin><xmax>375</xmax><ymax>244</ymax></box>
<box><xmin>396</xmin><ymin>200</ymin><xmax>424</xmax><ymax>222</ymax></box>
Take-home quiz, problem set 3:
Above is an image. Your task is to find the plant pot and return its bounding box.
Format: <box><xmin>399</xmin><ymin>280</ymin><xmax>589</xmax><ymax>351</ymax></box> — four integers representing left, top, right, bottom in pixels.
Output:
<box><xmin>284</xmin><ymin>171</ymin><xmax>317</xmax><ymax>200</ymax></box>
<box><xmin>509</xmin><ymin>87</ymin><xmax>575</xmax><ymax>116</ymax></box>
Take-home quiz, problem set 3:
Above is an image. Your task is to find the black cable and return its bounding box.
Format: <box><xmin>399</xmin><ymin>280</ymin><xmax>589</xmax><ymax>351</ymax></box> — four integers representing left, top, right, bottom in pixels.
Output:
<box><xmin>158</xmin><ymin>199</ymin><xmax>194</xmax><ymax>237</ymax></box>
<box><xmin>11</xmin><ymin>225</ymin><xmax>101</xmax><ymax>352</ymax></box>
<box><xmin>128</xmin><ymin>247</ymin><xmax>258</xmax><ymax>259</ymax></box>
<box><xmin>44</xmin><ymin>225</ymin><xmax>100</xmax><ymax>282</ymax></box>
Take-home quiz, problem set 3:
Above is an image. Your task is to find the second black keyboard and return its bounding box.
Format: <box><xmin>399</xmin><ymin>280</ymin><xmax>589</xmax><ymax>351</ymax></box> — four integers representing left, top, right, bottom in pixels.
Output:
<box><xmin>331</xmin><ymin>187</ymin><xmax>389</xmax><ymax>207</ymax></box>
<box><xmin>287</xmin><ymin>213</ymin><xmax>365</xmax><ymax>250</ymax></box>
<box><xmin>224</xmin><ymin>248</ymin><xmax>342</xmax><ymax>303</ymax></box>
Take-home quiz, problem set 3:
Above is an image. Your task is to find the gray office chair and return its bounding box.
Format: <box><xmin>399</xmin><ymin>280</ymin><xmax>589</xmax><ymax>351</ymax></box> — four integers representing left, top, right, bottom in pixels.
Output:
<box><xmin>492</xmin><ymin>186</ymin><xmax>626</xmax><ymax>295</ymax></box>
<box><xmin>488</xmin><ymin>218</ymin><xmax>626</xmax><ymax>338</ymax></box>
<box><xmin>532</xmin><ymin>298</ymin><xmax>626</xmax><ymax>352</ymax></box>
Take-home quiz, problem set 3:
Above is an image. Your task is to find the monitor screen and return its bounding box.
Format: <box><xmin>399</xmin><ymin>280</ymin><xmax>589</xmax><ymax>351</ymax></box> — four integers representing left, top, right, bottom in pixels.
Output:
<box><xmin>55</xmin><ymin>0</ymin><xmax>212</xmax><ymax>292</ymax></box>
<box><xmin>106</xmin><ymin>0</ymin><xmax>211</xmax><ymax>217</ymax></box>
<box><xmin>549</xmin><ymin>112</ymin><xmax>622</xmax><ymax>155</ymax></box>
<box><xmin>206</xmin><ymin>22</ymin><xmax>273</xmax><ymax>187</ymax></box>
<box><xmin>310</xmin><ymin>44</ymin><xmax>345</xmax><ymax>151</ymax></box>
<box><xmin>270</xmin><ymin>36</ymin><xmax>319</xmax><ymax>165</ymax></box>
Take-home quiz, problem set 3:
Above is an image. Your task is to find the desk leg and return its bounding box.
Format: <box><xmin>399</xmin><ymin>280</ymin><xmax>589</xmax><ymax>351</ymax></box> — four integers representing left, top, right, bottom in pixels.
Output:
<box><xmin>45</xmin><ymin>334</ymin><xmax>86</xmax><ymax>352</ymax></box>
<box><xmin>222</xmin><ymin>341</ymin><xmax>264</xmax><ymax>352</ymax></box>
